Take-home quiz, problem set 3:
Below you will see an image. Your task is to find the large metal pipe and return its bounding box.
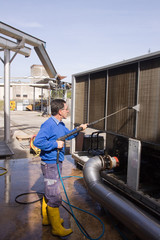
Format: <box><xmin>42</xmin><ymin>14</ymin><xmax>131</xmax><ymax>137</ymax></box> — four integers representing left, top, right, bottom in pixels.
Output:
<box><xmin>83</xmin><ymin>156</ymin><xmax>160</xmax><ymax>240</ymax></box>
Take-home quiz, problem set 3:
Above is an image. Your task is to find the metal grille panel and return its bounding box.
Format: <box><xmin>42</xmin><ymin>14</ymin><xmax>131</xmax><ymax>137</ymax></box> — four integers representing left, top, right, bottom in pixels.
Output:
<box><xmin>137</xmin><ymin>58</ymin><xmax>160</xmax><ymax>143</ymax></box>
<box><xmin>89</xmin><ymin>71</ymin><xmax>106</xmax><ymax>129</ymax></box>
<box><xmin>107</xmin><ymin>65</ymin><xmax>137</xmax><ymax>137</ymax></box>
<box><xmin>75</xmin><ymin>75</ymin><xmax>88</xmax><ymax>125</ymax></box>
<box><xmin>73</xmin><ymin>54</ymin><xmax>160</xmax><ymax>144</ymax></box>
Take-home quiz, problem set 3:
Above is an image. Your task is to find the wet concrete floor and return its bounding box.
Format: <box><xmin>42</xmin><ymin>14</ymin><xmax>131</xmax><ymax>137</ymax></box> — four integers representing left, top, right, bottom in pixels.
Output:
<box><xmin>0</xmin><ymin>111</ymin><xmax>137</xmax><ymax>240</ymax></box>
<box><xmin>0</xmin><ymin>156</ymin><xmax>124</xmax><ymax>240</ymax></box>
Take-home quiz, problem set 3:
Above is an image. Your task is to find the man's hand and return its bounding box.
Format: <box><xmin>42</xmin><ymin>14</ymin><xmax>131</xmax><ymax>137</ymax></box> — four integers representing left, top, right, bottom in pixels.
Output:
<box><xmin>56</xmin><ymin>140</ymin><xmax>64</xmax><ymax>149</ymax></box>
<box><xmin>79</xmin><ymin>123</ymin><xmax>88</xmax><ymax>131</ymax></box>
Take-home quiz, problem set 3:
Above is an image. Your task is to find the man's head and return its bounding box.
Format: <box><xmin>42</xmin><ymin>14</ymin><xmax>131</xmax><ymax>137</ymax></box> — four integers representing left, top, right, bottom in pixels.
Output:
<box><xmin>51</xmin><ymin>99</ymin><xmax>69</xmax><ymax>120</ymax></box>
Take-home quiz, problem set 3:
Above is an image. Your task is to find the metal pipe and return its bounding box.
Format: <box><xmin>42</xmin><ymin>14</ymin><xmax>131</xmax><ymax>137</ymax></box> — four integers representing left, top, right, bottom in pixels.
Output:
<box><xmin>83</xmin><ymin>156</ymin><xmax>160</xmax><ymax>240</ymax></box>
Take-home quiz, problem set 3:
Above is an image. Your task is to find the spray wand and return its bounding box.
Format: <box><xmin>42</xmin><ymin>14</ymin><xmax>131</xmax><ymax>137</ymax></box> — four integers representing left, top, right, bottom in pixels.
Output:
<box><xmin>57</xmin><ymin>104</ymin><xmax>139</xmax><ymax>143</ymax></box>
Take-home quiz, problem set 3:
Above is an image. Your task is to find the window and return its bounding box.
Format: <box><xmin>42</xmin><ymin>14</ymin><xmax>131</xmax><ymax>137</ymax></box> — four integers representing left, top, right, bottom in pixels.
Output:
<box><xmin>23</xmin><ymin>95</ymin><xmax>28</xmax><ymax>98</ymax></box>
<box><xmin>16</xmin><ymin>94</ymin><xmax>21</xmax><ymax>97</ymax></box>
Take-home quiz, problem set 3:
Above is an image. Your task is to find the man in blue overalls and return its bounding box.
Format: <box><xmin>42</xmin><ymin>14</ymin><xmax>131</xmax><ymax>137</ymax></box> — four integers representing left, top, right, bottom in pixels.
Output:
<box><xmin>34</xmin><ymin>99</ymin><xmax>87</xmax><ymax>237</ymax></box>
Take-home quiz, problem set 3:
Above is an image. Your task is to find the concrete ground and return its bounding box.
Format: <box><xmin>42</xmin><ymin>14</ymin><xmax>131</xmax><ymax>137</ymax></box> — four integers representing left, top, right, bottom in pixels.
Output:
<box><xmin>0</xmin><ymin>110</ymin><xmax>135</xmax><ymax>240</ymax></box>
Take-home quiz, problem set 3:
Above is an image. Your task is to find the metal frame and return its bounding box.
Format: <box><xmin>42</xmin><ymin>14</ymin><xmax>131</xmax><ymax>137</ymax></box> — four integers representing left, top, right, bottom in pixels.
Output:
<box><xmin>71</xmin><ymin>51</ymin><xmax>160</xmax><ymax>154</ymax></box>
<box><xmin>0</xmin><ymin>21</ymin><xmax>59</xmax><ymax>143</ymax></box>
<box><xmin>0</xmin><ymin>36</ymin><xmax>31</xmax><ymax>57</ymax></box>
<box><xmin>0</xmin><ymin>21</ymin><xmax>45</xmax><ymax>47</ymax></box>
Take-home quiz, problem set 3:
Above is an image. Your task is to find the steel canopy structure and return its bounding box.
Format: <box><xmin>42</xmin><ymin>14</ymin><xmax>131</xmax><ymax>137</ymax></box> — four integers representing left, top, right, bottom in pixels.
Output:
<box><xmin>0</xmin><ymin>36</ymin><xmax>31</xmax><ymax>57</ymax></box>
<box><xmin>0</xmin><ymin>21</ymin><xmax>58</xmax><ymax>144</ymax></box>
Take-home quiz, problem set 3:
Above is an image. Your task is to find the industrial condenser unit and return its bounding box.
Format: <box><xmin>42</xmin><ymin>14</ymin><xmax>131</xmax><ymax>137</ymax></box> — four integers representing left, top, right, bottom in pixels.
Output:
<box><xmin>71</xmin><ymin>51</ymin><xmax>160</xmax><ymax>227</ymax></box>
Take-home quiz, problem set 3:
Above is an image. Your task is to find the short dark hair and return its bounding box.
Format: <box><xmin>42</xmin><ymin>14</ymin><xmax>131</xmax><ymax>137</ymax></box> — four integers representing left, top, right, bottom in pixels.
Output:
<box><xmin>51</xmin><ymin>99</ymin><xmax>66</xmax><ymax>116</ymax></box>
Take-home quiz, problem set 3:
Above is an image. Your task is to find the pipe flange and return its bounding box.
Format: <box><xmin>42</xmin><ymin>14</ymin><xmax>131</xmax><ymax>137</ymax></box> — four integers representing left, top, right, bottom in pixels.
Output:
<box><xmin>99</xmin><ymin>155</ymin><xmax>107</xmax><ymax>170</ymax></box>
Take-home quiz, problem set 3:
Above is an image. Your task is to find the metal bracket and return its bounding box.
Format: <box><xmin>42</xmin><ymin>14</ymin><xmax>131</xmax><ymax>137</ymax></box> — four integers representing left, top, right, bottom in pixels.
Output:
<box><xmin>127</xmin><ymin>138</ymin><xmax>141</xmax><ymax>191</ymax></box>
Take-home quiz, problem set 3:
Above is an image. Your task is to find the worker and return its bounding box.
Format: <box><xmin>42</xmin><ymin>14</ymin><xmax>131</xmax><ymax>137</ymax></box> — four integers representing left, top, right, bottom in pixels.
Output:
<box><xmin>34</xmin><ymin>99</ymin><xmax>87</xmax><ymax>237</ymax></box>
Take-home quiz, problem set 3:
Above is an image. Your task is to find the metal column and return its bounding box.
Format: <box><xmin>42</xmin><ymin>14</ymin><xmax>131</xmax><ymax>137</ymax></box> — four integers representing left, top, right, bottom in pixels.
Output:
<box><xmin>41</xmin><ymin>88</ymin><xmax>43</xmax><ymax>112</ymax></box>
<box><xmin>70</xmin><ymin>75</ymin><xmax>76</xmax><ymax>154</ymax></box>
<box><xmin>105</xmin><ymin>70</ymin><xmax>108</xmax><ymax>131</ymax></box>
<box><xmin>4</xmin><ymin>49</ymin><xmax>10</xmax><ymax>143</ymax></box>
<box><xmin>87</xmin><ymin>74</ymin><xmax>90</xmax><ymax>123</ymax></box>
<box><xmin>33</xmin><ymin>87</ymin><xmax>35</xmax><ymax>111</ymax></box>
<box><xmin>135</xmin><ymin>62</ymin><xmax>140</xmax><ymax>138</ymax></box>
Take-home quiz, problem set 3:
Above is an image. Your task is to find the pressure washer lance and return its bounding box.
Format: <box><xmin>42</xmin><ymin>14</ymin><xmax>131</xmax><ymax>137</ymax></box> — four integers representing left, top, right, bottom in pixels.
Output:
<box><xmin>56</xmin><ymin>105</ymin><xmax>138</xmax><ymax>163</ymax></box>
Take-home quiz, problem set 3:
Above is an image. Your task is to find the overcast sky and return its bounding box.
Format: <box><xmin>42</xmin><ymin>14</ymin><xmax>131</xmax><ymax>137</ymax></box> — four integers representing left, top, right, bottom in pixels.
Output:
<box><xmin>0</xmin><ymin>0</ymin><xmax>160</xmax><ymax>82</ymax></box>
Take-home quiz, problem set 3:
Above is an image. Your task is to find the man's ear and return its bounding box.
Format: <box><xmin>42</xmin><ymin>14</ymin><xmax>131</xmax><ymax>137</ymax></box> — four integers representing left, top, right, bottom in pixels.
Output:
<box><xmin>58</xmin><ymin>109</ymin><xmax>62</xmax><ymax>116</ymax></box>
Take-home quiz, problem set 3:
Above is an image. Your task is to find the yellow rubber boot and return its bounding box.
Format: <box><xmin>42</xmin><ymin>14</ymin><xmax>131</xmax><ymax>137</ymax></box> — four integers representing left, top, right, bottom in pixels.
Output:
<box><xmin>42</xmin><ymin>196</ymin><xmax>50</xmax><ymax>225</ymax></box>
<box><xmin>47</xmin><ymin>206</ymin><xmax>73</xmax><ymax>237</ymax></box>
<box><xmin>42</xmin><ymin>196</ymin><xmax>64</xmax><ymax>225</ymax></box>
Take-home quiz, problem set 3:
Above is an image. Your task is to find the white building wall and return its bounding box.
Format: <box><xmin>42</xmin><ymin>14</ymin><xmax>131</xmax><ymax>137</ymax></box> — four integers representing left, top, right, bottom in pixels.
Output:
<box><xmin>0</xmin><ymin>65</ymin><xmax>50</xmax><ymax>102</ymax></box>
<box><xmin>0</xmin><ymin>85</ymin><xmax>13</xmax><ymax>100</ymax></box>
<box><xmin>0</xmin><ymin>85</ymin><xmax>49</xmax><ymax>102</ymax></box>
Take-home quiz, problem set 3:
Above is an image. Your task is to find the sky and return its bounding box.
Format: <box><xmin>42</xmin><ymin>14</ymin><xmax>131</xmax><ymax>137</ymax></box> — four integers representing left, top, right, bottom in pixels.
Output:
<box><xmin>0</xmin><ymin>0</ymin><xmax>160</xmax><ymax>83</ymax></box>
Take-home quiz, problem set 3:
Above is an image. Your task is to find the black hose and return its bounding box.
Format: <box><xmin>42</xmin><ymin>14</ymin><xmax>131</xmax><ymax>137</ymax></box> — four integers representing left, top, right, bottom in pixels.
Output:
<box><xmin>15</xmin><ymin>192</ymin><xmax>43</xmax><ymax>204</ymax></box>
<box><xmin>15</xmin><ymin>191</ymin><xmax>91</xmax><ymax>238</ymax></box>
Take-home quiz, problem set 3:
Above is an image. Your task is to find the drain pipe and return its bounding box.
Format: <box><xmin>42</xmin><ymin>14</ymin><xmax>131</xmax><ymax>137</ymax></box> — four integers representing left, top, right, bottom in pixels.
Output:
<box><xmin>83</xmin><ymin>156</ymin><xmax>160</xmax><ymax>240</ymax></box>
